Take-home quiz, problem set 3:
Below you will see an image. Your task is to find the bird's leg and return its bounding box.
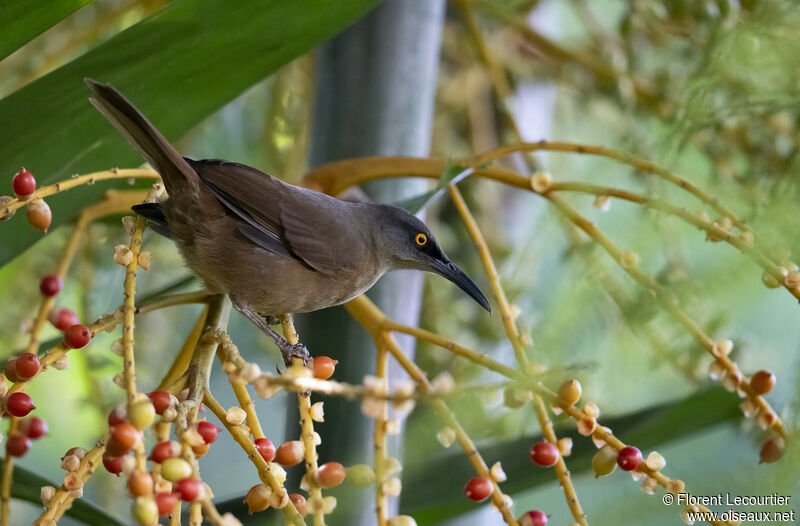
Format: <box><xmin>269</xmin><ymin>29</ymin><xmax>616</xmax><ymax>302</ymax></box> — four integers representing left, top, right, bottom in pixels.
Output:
<box><xmin>231</xmin><ymin>299</ymin><xmax>311</xmax><ymax>367</ymax></box>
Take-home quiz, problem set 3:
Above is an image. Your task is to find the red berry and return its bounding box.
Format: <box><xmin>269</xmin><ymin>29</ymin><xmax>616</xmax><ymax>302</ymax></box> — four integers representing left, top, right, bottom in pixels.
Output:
<box><xmin>520</xmin><ymin>510</ymin><xmax>549</xmax><ymax>526</ymax></box>
<box><xmin>107</xmin><ymin>423</ymin><xmax>139</xmax><ymax>456</ymax></box>
<box><xmin>312</xmin><ymin>356</ymin><xmax>338</xmax><ymax>380</ymax></box>
<box><xmin>196</xmin><ymin>421</ymin><xmax>219</xmax><ymax>444</ymax></box>
<box><xmin>760</xmin><ymin>437</ymin><xmax>784</xmax><ymax>464</ymax></box>
<box><xmin>108</xmin><ymin>406</ymin><xmax>127</xmax><ymax>427</ymax></box>
<box><xmin>530</xmin><ymin>441</ymin><xmax>559</xmax><ymax>467</ymax></box>
<box><xmin>155</xmin><ymin>492</ymin><xmax>179</xmax><ymax>516</ymax></box>
<box><xmin>39</xmin><ymin>275</ymin><xmax>62</xmax><ymax>296</ymax></box>
<box><xmin>48</xmin><ymin>308</ymin><xmax>79</xmax><ymax>331</ymax></box>
<box><xmin>12</xmin><ymin>168</ymin><xmax>36</xmax><ymax>198</ymax></box>
<box><xmin>254</xmin><ymin>438</ymin><xmax>275</xmax><ymax>462</ymax></box>
<box><xmin>4</xmin><ymin>360</ymin><xmax>21</xmax><ymax>383</ymax></box>
<box><xmin>103</xmin><ymin>454</ymin><xmax>124</xmax><ymax>476</ymax></box>
<box><xmin>275</xmin><ymin>441</ymin><xmax>304</xmax><ymax>466</ymax></box>
<box><xmin>63</xmin><ymin>324</ymin><xmax>91</xmax><ymax>349</ymax></box>
<box><xmin>147</xmin><ymin>390</ymin><xmax>172</xmax><ymax>415</ymax></box>
<box><xmin>464</xmin><ymin>477</ymin><xmax>492</xmax><ymax>501</ymax></box>
<box><xmin>7</xmin><ymin>392</ymin><xmax>35</xmax><ymax>417</ymax></box>
<box><xmin>617</xmin><ymin>446</ymin><xmax>642</xmax><ymax>471</ymax></box>
<box><xmin>15</xmin><ymin>353</ymin><xmax>40</xmax><ymax>379</ymax></box>
<box><xmin>174</xmin><ymin>478</ymin><xmax>202</xmax><ymax>502</ymax></box>
<box><xmin>20</xmin><ymin>417</ymin><xmax>48</xmax><ymax>439</ymax></box>
<box><xmin>149</xmin><ymin>441</ymin><xmax>180</xmax><ymax>463</ymax></box>
<box><xmin>6</xmin><ymin>434</ymin><xmax>31</xmax><ymax>457</ymax></box>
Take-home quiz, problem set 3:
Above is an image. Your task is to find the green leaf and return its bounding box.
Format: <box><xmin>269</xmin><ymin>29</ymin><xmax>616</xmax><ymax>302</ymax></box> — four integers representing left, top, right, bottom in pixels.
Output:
<box><xmin>400</xmin><ymin>388</ymin><xmax>741</xmax><ymax>524</ymax></box>
<box><xmin>0</xmin><ymin>457</ymin><xmax>124</xmax><ymax>525</ymax></box>
<box><xmin>0</xmin><ymin>0</ymin><xmax>95</xmax><ymax>61</ymax></box>
<box><xmin>395</xmin><ymin>162</ymin><xmax>473</xmax><ymax>214</ymax></box>
<box><xmin>0</xmin><ymin>0</ymin><xmax>381</xmax><ymax>266</ymax></box>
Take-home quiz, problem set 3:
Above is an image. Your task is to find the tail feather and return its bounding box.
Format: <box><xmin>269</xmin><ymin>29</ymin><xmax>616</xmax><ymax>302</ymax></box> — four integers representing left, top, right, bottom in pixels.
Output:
<box><xmin>85</xmin><ymin>78</ymin><xmax>198</xmax><ymax>196</ymax></box>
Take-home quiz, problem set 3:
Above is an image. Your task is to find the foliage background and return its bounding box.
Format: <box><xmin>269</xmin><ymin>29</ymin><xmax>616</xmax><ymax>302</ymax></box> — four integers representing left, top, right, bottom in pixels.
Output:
<box><xmin>0</xmin><ymin>0</ymin><xmax>798</xmax><ymax>525</ymax></box>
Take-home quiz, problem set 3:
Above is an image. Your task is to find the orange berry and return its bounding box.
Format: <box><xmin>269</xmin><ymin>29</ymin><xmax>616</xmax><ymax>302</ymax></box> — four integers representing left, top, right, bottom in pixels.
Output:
<box><xmin>313</xmin><ymin>356</ymin><xmax>338</xmax><ymax>380</ymax></box>
<box><xmin>289</xmin><ymin>493</ymin><xmax>307</xmax><ymax>516</ymax></box>
<box><xmin>275</xmin><ymin>441</ymin><xmax>304</xmax><ymax>466</ymax></box>
<box><xmin>750</xmin><ymin>370</ymin><xmax>775</xmax><ymax>395</ymax></box>
<box><xmin>245</xmin><ymin>484</ymin><xmax>270</xmax><ymax>514</ymax></box>
<box><xmin>317</xmin><ymin>462</ymin><xmax>346</xmax><ymax>488</ymax></box>
<box><xmin>127</xmin><ymin>470</ymin><xmax>154</xmax><ymax>497</ymax></box>
<box><xmin>26</xmin><ymin>198</ymin><xmax>51</xmax><ymax>232</ymax></box>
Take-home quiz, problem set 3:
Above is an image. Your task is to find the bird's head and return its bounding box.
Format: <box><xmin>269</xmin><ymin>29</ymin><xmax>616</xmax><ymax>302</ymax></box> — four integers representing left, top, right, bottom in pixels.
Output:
<box><xmin>373</xmin><ymin>204</ymin><xmax>492</xmax><ymax>313</ymax></box>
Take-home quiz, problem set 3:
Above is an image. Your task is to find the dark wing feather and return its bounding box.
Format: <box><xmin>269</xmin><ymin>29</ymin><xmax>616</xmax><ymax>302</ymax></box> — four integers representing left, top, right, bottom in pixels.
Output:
<box><xmin>279</xmin><ymin>186</ymin><xmax>366</xmax><ymax>274</ymax></box>
<box><xmin>189</xmin><ymin>158</ymin><xmax>365</xmax><ymax>275</ymax></box>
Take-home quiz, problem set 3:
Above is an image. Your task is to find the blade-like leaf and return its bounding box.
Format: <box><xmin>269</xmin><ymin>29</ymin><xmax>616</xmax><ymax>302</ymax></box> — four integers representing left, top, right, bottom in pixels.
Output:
<box><xmin>1</xmin><ymin>458</ymin><xmax>124</xmax><ymax>525</ymax></box>
<box><xmin>0</xmin><ymin>0</ymin><xmax>95</xmax><ymax>61</ymax></box>
<box><xmin>0</xmin><ymin>0</ymin><xmax>381</xmax><ymax>266</ymax></box>
<box><xmin>400</xmin><ymin>388</ymin><xmax>741</xmax><ymax>523</ymax></box>
<box><xmin>395</xmin><ymin>162</ymin><xmax>474</xmax><ymax>214</ymax></box>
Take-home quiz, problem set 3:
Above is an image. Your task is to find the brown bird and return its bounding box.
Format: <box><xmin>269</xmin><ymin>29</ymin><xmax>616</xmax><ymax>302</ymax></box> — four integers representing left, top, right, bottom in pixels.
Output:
<box><xmin>86</xmin><ymin>78</ymin><xmax>490</xmax><ymax>365</ymax></box>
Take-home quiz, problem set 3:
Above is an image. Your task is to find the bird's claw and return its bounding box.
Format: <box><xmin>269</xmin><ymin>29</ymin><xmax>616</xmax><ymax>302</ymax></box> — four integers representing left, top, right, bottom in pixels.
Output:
<box><xmin>280</xmin><ymin>342</ymin><xmax>311</xmax><ymax>367</ymax></box>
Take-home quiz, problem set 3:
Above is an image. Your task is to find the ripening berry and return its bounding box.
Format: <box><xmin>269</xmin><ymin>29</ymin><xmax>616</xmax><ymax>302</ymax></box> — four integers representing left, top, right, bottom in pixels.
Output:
<box><xmin>192</xmin><ymin>442</ymin><xmax>210</xmax><ymax>457</ymax></box>
<box><xmin>254</xmin><ymin>437</ymin><xmax>275</xmax><ymax>462</ymax></box>
<box><xmin>4</xmin><ymin>360</ymin><xmax>21</xmax><ymax>383</ymax></box>
<box><xmin>107</xmin><ymin>406</ymin><xmax>127</xmax><ymax>427</ymax></box>
<box><xmin>245</xmin><ymin>484</ymin><xmax>270</xmax><ymax>514</ymax></box>
<box><xmin>519</xmin><ymin>510</ymin><xmax>549</xmax><ymax>526</ymax></box>
<box><xmin>464</xmin><ymin>477</ymin><xmax>492</xmax><ymax>501</ymax></box>
<box><xmin>317</xmin><ymin>462</ymin><xmax>346</xmax><ymax>488</ymax></box>
<box><xmin>131</xmin><ymin>496</ymin><xmax>158</xmax><ymax>525</ymax></box>
<box><xmin>750</xmin><ymin>370</ymin><xmax>775</xmax><ymax>395</ymax></box>
<box><xmin>6</xmin><ymin>434</ymin><xmax>31</xmax><ymax>457</ymax></box>
<box><xmin>27</xmin><ymin>198</ymin><xmax>52</xmax><ymax>231</ymax></box>
<box><xmin>617</xmin><ymin>446</ymin><xmax>642</xmax><ymax>471</ymax></box>
<box><xmin>7</xmin><ymin>392</ymin><xmax>35</xmax><ymax>417</ymax></box>
<box><xmin>20</xmin><ymin>417</ymin><xmax>48</xmax><ymax>439</ymax></box>
<box><xmin>39</xmin><ymin>275</ymin><xmax>62</xmax><ymax>297</ymax></box>
<box><xmin>174</xmin><ymin>478</ymin><xmax>202</xmax><ymax>502</ymax></box>
<box><xmin>147</xmin><ymin>390</ymin><xmax>173</xmax><ymax>415</ymax></box>
<box><xmin>155</xmin><ymin>492</ymin><xmax>179</xmax><ymax>516</ymax></box>
<box><xmin>15</xmin><ymin>353</ymin><xmax>40</xmax><ymax>380</ymax></box>
<box><xmin>346</xmin><ymin>464</ymin><xmax>375</xmax><ymax>487</ymax></box>
<box><xmin>275</xmin><ymin>441</ymin><xmax>304</xmax><ymax>466</ymax></box>
<box><xmin>196</xmin><ymin>421</ymin><xmax>219</xmax><ymax>444</ymax></box>
<box><xmin>128</xmin><ymin>470</ymin><xmax>154</xmax><ymax>497</ymax></box>
<box><xmin>12</xmin><ymin>168</ymin><xmax>36</xmax><ymax>198</ymax></box>
<box><xmin>312</xmin><ymin>356</ymin><xmax>338</xmax><ymax>380</ymax></box>
<box><xmin>107</xmin><ymin>423</ymin><xmax>139</xmax><ymax>456</ymax></box>
<box><xmin>48</xmin><ymin>308</ymin><xmax>79</xmax><ymax>331</ymax></box>
<box><xmin>762</xmin><ymin>269</ymin><xmax>781</xmax><ymax>289</ymax></box>
<box><xmin>129</xmin><ymin>400</ymin><xmax>156</xmax><ymax>430</ymax></box>
<box><xmin>63</xmin><ymin>324</ymin><xmax>91</xmax><ymax>349</ymax></box>
<box><xmin>149</xmin><ymin>441</ymin><xmax>180</xmax><ymax>463</ymax></box>
<box><xmin>289</xmin><ymin>493</ymin><xmax>307</xmax><ymax>516</ymax></box>
<box><xmin>530</xmin><ymin>441</ymin><xmax>559</xmax><ymax>467</ymax></box>
<box><xmin>592</xmin><ymin>445</ymin><xmax>617</xmax><ymax>477</ymax></box>
<box><xmin>759</xmin><ymin>437</ymin><xmax>784</xmax><ymax>464</ymax></box>
<box><xmin>103</xmin><ymin>454</ymin><xmax>124</xmax><ymax>476</ymax></box>
<box><xmin>161</xmin><ymin>458</ymin><xmax>192</xmax><ymax>482</ymax></box>
<box><xmin>558</xmin><ymin>379</ymin><xmax>582</xmax><ymax>405</ymax></box>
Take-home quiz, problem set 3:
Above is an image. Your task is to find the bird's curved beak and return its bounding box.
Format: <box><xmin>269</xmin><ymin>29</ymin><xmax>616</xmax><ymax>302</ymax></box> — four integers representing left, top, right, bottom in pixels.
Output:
<box><xmin>431</xmin><ymin>259</ymin><xmax>492</xmax><ymax>313</ymax></box>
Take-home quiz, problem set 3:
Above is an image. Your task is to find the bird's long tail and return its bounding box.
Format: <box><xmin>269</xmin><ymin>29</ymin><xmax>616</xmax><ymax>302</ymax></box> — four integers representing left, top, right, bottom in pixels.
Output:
<box><xmin>85</xmin><ymin>78</ymin><xmax>198</xmax><ymax>196</ymax></box>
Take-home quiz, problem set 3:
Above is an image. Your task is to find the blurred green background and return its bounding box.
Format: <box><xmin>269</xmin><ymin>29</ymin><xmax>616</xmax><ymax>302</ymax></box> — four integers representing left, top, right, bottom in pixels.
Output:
<box><xmin>0</xmin><ymin>0</ymin><xmax>798</xmax><ymax>524</ymax></box>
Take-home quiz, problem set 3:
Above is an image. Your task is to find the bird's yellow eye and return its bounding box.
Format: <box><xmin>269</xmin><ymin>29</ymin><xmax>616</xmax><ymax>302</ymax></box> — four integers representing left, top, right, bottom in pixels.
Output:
<box><xmin>415</xmin><ymin>233</ymin><xmax>427</xmax><ymax>246</ymax></box>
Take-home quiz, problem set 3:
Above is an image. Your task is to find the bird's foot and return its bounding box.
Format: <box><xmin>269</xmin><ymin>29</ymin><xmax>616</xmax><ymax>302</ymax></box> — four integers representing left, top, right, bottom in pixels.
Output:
<box><xmin>278</xmin><ymin>341</ymin><xmax>311</xmax><ymax>368</ymax></box>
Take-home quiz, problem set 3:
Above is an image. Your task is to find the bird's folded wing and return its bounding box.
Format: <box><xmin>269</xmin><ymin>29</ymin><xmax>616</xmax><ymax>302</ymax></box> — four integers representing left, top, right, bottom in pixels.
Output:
<box><xmin>279</xmin><ymin>187</ymin><xmax>365</xmax><ymax>275</ymax></box>
<box><xmin>190</xmin><ymin>158</ymin><xmax>364</xmax><ymax>275</ymax></box>
<box><xmin>189</xmin><ymin>159</ymin><xmax>298</xmax><ymax>261</ymax></box>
